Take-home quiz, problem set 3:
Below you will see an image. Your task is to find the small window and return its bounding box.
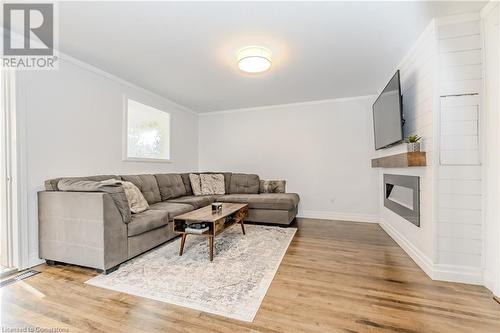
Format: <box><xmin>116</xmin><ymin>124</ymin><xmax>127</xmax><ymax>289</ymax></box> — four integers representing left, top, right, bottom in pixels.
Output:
<box><xmin>124</xmin><ymin>98</ymin><xmax>170</xmax><ymax>162</ymax></box>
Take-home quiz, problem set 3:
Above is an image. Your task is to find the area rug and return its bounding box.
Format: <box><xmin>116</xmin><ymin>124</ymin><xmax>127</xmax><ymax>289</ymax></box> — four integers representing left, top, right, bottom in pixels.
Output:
<box><xmin>86</xmin><ymin>224</ymin><xmax>296</xmax><ymax>322</ymax></box>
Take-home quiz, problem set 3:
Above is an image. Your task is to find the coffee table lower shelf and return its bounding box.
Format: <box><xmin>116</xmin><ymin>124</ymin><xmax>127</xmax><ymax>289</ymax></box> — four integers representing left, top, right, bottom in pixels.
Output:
<box><xmin>173</xmin><ymin>203</ymin><xmax>249</xmax><ymax>261</ymax></box>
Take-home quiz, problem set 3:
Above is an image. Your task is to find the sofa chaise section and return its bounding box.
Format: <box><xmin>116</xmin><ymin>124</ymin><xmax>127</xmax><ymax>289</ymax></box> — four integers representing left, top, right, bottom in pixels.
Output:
<box><xmin>216</xmin><ymin>174</ymin><xmax>299</xmax><ymax>225</ymax></box>
<box><xmin>216</xmin><ymin>193</ymin><xmax>299</xmax><ymax>210</ymax></box>
<box><xmin>217</xmin><ymin>192</ymin><xmax>299</xmax><ymax>225</ymax></box>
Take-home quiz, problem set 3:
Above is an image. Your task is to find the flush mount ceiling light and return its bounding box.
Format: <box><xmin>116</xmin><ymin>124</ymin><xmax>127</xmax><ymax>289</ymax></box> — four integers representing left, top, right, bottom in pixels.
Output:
<box><xmin>237</xmin><ymin>46</ymin><xmax>272</xmax><ymax>73</ymax></box>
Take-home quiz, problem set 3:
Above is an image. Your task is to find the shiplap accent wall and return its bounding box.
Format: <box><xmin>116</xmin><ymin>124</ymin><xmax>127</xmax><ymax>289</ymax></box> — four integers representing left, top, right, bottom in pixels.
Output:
<box><xmin>377</xmin><ymin>21</ymin><xmax>437</xmax><ymax>274</ymax></box>
<box><xmin>436</xmin><ymin>18</ymin><xmax>483</xmax><ymax>274</ymax></box>
<box><xmin>378</xmin><ymin>14</ymin><xmax>487</xmax><ymax>285</ymax></box>
<box><xmin>439</xmin><ymin>20</ymin><xmax>482</xmax><ymax>166</ymax></box>
<box><xmin>480</xmin><ymin>1</ymin><xmax>499</xmax><ymax>296</ymax></box>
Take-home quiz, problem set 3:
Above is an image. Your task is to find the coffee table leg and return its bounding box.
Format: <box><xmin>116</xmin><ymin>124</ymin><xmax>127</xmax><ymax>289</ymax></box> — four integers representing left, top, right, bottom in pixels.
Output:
<box><xmin>209</xmin><ymin>237</ymin><xmax>214</xmax><ymax>261</ymax></box>
<box><xmin>240</xmin><ymin>220</ymin><xmax>246</xmax><ymax>235</ymax></box>
<box><xmin>179</xmin><ymin>234</ymin><xmax>187</xmax><ymax>256</ymax></box>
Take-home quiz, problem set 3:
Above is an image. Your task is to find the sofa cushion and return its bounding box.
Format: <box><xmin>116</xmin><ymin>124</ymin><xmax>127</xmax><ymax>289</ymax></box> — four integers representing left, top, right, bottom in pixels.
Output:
<box><xmin>121</xmin><ymin>175</ymin><xmax>161</xmax><ymax>204</ymax></box>
<box><xmin>180</xmin><ymin>173</ymin><xmax>193</xmax><ymax>196</ymax></box>
<box><xmin>229</xmin><ymin>173</ymin><xmax>260</xmax><ymax>194</ymax></box>
<box><xmin>167</xmin><ymin>195</ymin><xmax>217</xmax><ymax>209</ymax></box>
<box><xmin>155</xmin><ymin>174</ymin><xmax>187</xmax><ymax>200</ymax></box>
<box><xmin>127</xmin><ymin>210</ymin><xmax>169</xmax><ymax>236</ymax></box>
<box><xmin>200</xmin><ymin>173</ymin><xmax>225</xmax><ymax>195</ymax></box>
<box><xmin>217</xmin><ymin>193</ymin><xmax>299</xmax><ymax>210</ymax></box>
<box><xmin>45</xmin><ymin>175</ymin><xmax>120</xmax><ymax>191</ymax></box>
<box><xmin>148</xmin><ymin>202</ymin><xmax>194</xmax><ymax>220</ymax></box>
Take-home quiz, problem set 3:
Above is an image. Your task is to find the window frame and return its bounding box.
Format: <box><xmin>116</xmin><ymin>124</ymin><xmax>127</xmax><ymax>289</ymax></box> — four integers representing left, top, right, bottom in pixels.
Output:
<box><xmin>122</xmin><ymin>96</ymin><xmax>172</xmax><ymax>163</ymax></box>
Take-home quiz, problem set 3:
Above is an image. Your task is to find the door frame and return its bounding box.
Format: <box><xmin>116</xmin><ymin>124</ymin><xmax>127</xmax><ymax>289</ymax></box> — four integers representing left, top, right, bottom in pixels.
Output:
<box><xmin>1</xmin><ymin>69</ymin><xmax>21</xmax><ymax>271</ymax></box>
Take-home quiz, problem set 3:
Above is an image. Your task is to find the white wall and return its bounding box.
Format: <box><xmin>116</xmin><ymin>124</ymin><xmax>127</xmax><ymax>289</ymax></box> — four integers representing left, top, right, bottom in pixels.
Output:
<box><xmin>481</xmin><ymin>1</ymin><xmax>500</xmax><ymax>296</ymax></box>
<box><xmin>376</xmin><ymin>21</ymin><xmax>437</xmax><ymax>277</ymax></box>
<box><xmin>16</xmin><ymin>56</ymin><xmax>199</xmax><ymax>267</ymax></box>
<box><xmin>198</xmin><ymin>97</ymin><xmax>380</xmax><ymax>222</ymax></box>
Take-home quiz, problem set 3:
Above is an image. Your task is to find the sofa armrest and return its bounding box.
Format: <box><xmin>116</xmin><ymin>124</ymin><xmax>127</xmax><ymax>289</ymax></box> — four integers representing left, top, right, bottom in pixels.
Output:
<box><xmin>38</xmin><ymin>191</ymin><xmax>128</xmax><ymax>270</ymax></box>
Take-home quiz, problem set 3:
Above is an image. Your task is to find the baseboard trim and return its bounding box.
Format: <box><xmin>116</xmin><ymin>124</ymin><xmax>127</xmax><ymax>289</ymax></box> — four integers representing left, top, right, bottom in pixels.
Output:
<box><xmin>297</xmin><ymin>211</ymin><xmax>380</xmax><ymax>223</ymax></box>
<box><xmin>28</xmin><ymin>253</ymin><xmax>44</xmax><ymax>269</ymax></box>
<box><xmin>483</xmin><ymin>269</ymin><xmax>500</xmax><ymax>296</ymax></box>
<box><xmin>433</xmin><ymin>264</ymin><xmax>482</xmax><ymax>285</ymax></box>
<box><xmin>379</xmin><ymin>219</ymin><xmax>483</xmax><ymax>285</ymax></box>
<box><xmin>378</xmin><ymin>219</ymin><xmax>434</xmax><ymax>278</ymax></box>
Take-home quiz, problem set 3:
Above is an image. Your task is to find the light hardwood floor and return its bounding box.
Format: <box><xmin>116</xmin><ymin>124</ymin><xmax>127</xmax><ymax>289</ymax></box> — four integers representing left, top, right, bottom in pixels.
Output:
<box><xmin>2</xmin><ymin>218</ymin><xmax>499</xmax><ymax>332</ymax></box>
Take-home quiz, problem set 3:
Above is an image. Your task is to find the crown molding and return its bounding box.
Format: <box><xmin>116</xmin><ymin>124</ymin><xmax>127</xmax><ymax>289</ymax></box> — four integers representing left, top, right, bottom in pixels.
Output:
<box><xmin>57</xmin><ymin>52</ymin><xmax>199</xmax><ymax>116</ymax></box>
<box><xmin>480</xmin><ymin>1</ymin><xmax>499</xmax><ymax>18</ymax></box>
<box><xmin>199</xmin><ymin>94</ymin><xmax>376</xmax><ymax>116</ymax></box>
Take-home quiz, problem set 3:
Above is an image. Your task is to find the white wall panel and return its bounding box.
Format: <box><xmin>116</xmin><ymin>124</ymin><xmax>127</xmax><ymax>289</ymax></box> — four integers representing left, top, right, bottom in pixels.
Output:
<box><xmin>438</xmin><ymin>223</ymin><xmax>482</xmax><ymax>239</ymax></box>
<box><xmin>438</xmin><ymin>21</ymin><xmax>480</xmax><ymax>39</ymax></box>
<box><xmin>438</xmin><ymin>251</ymin><xmax>481</xmax><ymax>266</ymax></box>
<box><xmin>439</xmin><ymin>179</ymin><xmax>482</xmax><ymax>195</ymax></box>
<box><xmin>439</xmin><ymin>194</ymin><xmax>482</xmax><ymax>210</ymax></box>
<box><xmin>436</xmin><ymin>19</ymin><xmax>483</xmax><ymax>270</ymax></box>
<box><xmin>438</xmin><ymin>208</ymin><xmax>482</xmax><ymax>224</ymax></box>
<box><xmin>440</xmin><ymin>64</ymin><xmax>482</xmax><ymax>81</ymax></box>
<box><xmin>439</xmin><ymin>34</ymin><xmax>481</xmax><ymax>53</ymax></box>
<box><xmin>440</xmin><ymin>49</ymin><xmax>482</xmax><ymax>66</ymax></box>
<box><xmin>438</xmin><ymin>237</ymin><xmax>482</xmax><ymax>255</ymax></box>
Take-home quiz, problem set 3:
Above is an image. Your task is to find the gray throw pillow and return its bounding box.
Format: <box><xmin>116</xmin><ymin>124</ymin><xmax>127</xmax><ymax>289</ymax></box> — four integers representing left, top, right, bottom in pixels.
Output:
<box><xmin>57</xmin><ymin>179</ymin><xmax>132</xmax><ymax>223</ymax></box>
<box><xmin>100</xmin><ymin>179</ymin><xmax>149</xmax><ymax>213</ymax></box>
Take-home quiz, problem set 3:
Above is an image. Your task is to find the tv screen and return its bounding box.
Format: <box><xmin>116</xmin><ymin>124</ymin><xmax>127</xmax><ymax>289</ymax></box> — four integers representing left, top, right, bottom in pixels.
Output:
<box><xmin>372</xmin><ymin>70</ymin><xmax>404</xmax><ymax>150</ymax></box>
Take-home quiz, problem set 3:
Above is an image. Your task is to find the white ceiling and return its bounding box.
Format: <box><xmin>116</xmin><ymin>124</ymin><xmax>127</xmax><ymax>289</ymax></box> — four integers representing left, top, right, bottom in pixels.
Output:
<box><xmin>59</xmin><ymin>1</ymin><xmax>485</xmax><ymax>112</ymax></box>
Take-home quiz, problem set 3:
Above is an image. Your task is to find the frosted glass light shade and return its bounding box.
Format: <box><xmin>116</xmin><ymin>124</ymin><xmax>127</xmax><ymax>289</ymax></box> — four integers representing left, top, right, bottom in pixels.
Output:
<box><xmin>237</xmin><ymin>46</ymin><xmax>272</xmax><ymax>73</ymax></box>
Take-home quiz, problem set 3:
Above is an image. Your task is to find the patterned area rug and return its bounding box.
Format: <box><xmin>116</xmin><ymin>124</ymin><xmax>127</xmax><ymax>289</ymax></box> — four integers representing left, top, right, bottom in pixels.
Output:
<box><xmin>86</xmin><ymin>224</ymin><xmax>296</xmax><ymax>322</ymax></box>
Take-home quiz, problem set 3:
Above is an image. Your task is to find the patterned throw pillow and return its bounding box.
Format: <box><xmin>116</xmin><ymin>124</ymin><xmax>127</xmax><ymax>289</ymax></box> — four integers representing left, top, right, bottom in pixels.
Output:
<box><xmin>189</xmin><ymin>173</ymin><xmax>202</xmax><ymax>196</ymax></box>
<box><xmin>259</xmin><ymin>180</ymin><xmax>286</xmax><ymax>193</ymax></box>
<box><xmin>101</xmin><ymin>179</ymin><xmax>149</xmax><ymax>213</ymax></box>
<box><xmin>200</xmin><ymin>174</ymin><xmax>225</xmax><ymax>195</ymax></box>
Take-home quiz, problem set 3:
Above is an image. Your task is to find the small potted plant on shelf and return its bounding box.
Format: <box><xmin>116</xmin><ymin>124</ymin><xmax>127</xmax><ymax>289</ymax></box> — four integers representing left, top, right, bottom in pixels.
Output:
<box><xmin>406</xmin><ymin>135</ymin><xmax>421</xmax><ymax>152</ymax></box>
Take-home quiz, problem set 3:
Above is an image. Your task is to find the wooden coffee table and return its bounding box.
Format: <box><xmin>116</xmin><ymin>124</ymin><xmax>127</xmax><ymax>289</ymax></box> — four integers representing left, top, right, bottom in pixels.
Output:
<box><xmin>173</xmin><ymin>203</ymin><xmax>249</xmax><ymax>261</ymax></box>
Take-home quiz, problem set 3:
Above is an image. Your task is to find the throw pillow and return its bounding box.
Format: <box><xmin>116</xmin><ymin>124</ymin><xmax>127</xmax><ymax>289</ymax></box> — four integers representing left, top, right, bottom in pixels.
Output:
<box><xmin>259</xmin><ymin>180</ymin><xmax>286</xmax><ymax>193</ymax></box>
<box><xmin>58</xmin><ymin>178</ymin><xmax>131</xmax><ymax>223</ymax></box>
<box><xmin>200</xmin><ymin>173</ymin><xmax>225</xmax><ymax>195</ymax></box>
<box><xmin>101</xmin><ymin>179</ymin><xmax>149</xmax><ymax>213</ymax></box>
<box><xmin>189</xmin><ymin>173</ymin><xmax>202</xmax><ymax>196</ymax></box>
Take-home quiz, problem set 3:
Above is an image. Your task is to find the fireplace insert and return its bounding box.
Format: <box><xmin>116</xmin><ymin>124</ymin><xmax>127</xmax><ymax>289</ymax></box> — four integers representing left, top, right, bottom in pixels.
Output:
<box><xmin>384</xmin><ymin>174</ymin><xmax>420</xmax><ymax>227</ymax></box>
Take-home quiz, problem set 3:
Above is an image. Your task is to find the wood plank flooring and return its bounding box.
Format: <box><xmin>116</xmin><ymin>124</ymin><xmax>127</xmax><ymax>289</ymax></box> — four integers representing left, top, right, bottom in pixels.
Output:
<box><xmin>2</xmin><ymin>218</ymin><xmax>499</xmax><ymax>332</ymax></box>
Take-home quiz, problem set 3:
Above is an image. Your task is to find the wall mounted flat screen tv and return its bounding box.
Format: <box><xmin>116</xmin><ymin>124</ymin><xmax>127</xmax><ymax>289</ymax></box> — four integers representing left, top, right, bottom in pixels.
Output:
<box><xmin>372</xmin><ymin>70</ymin><xmax>404</xmax><ymax>150</ymax></box>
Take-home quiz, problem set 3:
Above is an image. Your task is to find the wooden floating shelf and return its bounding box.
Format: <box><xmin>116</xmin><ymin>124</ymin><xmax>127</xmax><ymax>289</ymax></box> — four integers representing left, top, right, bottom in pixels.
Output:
<box><xmin>371</xmin><ymin>152</ymin><xmax>426</xmax><ymax>168</ymax></box>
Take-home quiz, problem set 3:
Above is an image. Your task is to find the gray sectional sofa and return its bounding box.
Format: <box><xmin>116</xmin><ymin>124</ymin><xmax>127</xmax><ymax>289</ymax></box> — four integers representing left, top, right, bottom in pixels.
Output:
<box><xmin>38</xmin><ymin>172</ymin><xmax>299</xmax><ymax>273</ymax></box>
